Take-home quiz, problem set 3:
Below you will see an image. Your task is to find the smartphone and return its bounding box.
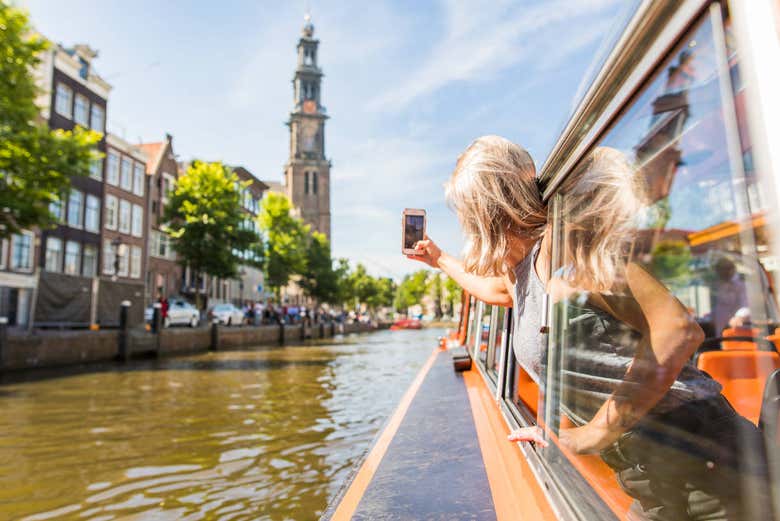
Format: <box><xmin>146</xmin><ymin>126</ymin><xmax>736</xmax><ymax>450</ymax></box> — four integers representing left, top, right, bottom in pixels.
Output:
<box><xmin>402</xmin><ymin>209</ymin><xmax>426</xmax><ymax>255</ymax></box>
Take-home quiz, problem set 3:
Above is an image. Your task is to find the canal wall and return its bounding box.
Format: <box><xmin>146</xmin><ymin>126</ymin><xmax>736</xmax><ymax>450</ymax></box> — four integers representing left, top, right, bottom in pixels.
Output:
<box><xmin>0</xmin><ymin>322</ymin><xmax>382</xmax><ymax>372</ymax></box>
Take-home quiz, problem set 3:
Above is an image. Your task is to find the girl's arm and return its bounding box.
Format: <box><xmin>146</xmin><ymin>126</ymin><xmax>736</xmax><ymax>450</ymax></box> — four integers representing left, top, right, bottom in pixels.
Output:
<box><xmin>408</xmin><ymin>236</ymin><xmax>514</xmax><ymax>307</ymax></box>
<box><xmin>559</xmin><ymin>263</ymin><xmax>704</xmax><ymax>454</ymax></box>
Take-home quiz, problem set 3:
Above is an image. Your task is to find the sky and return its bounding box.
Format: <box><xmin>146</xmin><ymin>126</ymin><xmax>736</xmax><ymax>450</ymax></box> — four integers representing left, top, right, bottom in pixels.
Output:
<box><xmin>21</xmin><ymin>0</ymin><xmax>634</xmax><ymax>280</ymax></box>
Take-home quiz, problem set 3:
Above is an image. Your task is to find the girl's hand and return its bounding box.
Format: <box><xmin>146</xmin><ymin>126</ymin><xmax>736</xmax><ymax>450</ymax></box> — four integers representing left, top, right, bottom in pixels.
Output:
<box><xmin>406</xmin><ymin>235</ymin><xmax>442</xmax><ymax>268</ymax></box>
<box><xmin>507</xmin><ymin>426</ymin><xmax>548</xmax><ymax>448</ymax></box>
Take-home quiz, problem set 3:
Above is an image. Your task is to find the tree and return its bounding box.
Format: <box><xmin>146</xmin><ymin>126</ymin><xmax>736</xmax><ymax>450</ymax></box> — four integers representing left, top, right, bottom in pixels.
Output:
<box><xmin>427</xmin><ymin>273</ymin><xmax>443</xmax><ymax>318</ymax></box>
<box><xmin>259</xmin><ymin>192</ymin><xmax>308</xmax><ymax>296</ymax></box>
<box><xmin>299</xmin><ymin>231</ymin><xmax>341</xmax><ymax>305</ymax></box>
<box><xmin>0</xmin><ymin>3</ymin><xmax>100</xmax><ymax>238</ymax></box>
<box><xmin>394</xmin><ymin>269</ymin><xmax>430</xmax><ymax>312</ymax></box>
<box><xmin>163</xmin><ymin>161</ymin><xmax>259</xmax><ymax>308</ymax></box>
<box><xmin>444</xmin><ymin>276</ymin><xmax>462</xmax><ymax>316</ymax></box>
<box><xmin>368</xmin><ymin>277</ymin><xmax>396</xmax><ymax>311</ymax></box>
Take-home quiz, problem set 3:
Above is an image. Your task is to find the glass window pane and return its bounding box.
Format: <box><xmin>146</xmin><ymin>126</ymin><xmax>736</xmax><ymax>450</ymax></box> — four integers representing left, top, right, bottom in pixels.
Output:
<box><xmin>67</xmin><ymin>189</ymin><xmax>84</xmax><ymax>228</ymax></box>
<box><xmin>107</xmin><ymin>152</ymin><xmax>119</xmax><ymax>185</ymax></box>
<box><xmin>55</xmin><ymin>83</ymin><xmax>72</xmax><ymax>117</ymax></box>
<box><xmin>64</xmin><ymin>241</ymin><xmax>81</xmax><ymax>275</ymax></box>
<box><xmin>85</xmin><ymin>195</ymin><xmax>100</xmax><ymax>233</ymax></box>
<box><xmin>131</xmin><ymin>204</ymin><xmax>143</xmax><ymax>237</ymax></box>
<box><xmin>543</xmin><ymin>12</ymin><xmax>776</xmax><ymax>520</ymax></box>
<box><xmin>90</xmin><ymin>158</ymin><xmax>103</xmax><ymax>181</ymax></box>
<box><xmin>90</xmin><ymin>104</ymin><xmax>105</xmax><ymax>132</ymax></box>
<box><xmin>74</xmin><ymin>94</ymin><xmax>89</xmax><ymax>126</ymax></box>
<box><xmin>133</xmin><ymin>163</ymin><xmax>145</xmax><ymax>196</ymax></box>
<box><xmin>82</xmin><ymin>245</ymin><xmax>97</xmax><ymax>277</ymax></box>
<box><xmin>45</xmin><ymin>237</ymin><xmax>62</xmax><ymax>272</ymax></box>
<box><xmin>119</xmin><ymin>200</ymin><xmax>131</xmax><ymax>234</ymax></box>
<box><xmin>120</xmin><ymin>157</ymin><xmax>132</xmax><ymax>191</ymax></box>
<box><xmin>11</xmin><ymin>233</ymin><xmax>32</xmax><ymax>271</ymax></box>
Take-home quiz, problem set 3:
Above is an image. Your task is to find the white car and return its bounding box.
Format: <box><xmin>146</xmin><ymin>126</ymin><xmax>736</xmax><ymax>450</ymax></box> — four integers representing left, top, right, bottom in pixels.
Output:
<box><xmin>165</xmin><ymin>298</ymin><xmax>200</xmax><ymax>328</ymax></box>
<box><xmin>209</xmin><ymin>303</ymin><xmax>245</xmax><ymax>326</ymax></box>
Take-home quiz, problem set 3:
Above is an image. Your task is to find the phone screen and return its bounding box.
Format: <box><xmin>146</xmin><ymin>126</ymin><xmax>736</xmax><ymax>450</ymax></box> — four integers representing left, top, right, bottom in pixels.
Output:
<box><xmin>404</xmin><ymin>214</ymin><xmax>425</xmax><ymax>250</ymax></box>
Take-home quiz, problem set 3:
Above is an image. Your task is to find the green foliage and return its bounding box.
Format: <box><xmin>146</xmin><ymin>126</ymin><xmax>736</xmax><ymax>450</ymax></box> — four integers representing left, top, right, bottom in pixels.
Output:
<box><xmin>395</xmin><ymin>269</ymin><xmax>430</xmax><ymax>311</ymax></box>
<box><xmin>299</xmin><ymin>231</ymin><xmax>342</xmax><ymax>305</ymax></box>
<box><xmin>650</xmin><ymin>240</ymin><xmax>692</xmax><ymax>283</ymax></box>
<box><xmin>163</xmin><ymin>161</ymin><xmax>260</xmax><ymax>294</ymax></box>
<box><xmin>444</xmin><ymin>276</ymin><xmax>462</xmax><ymax>313</ymax></box>
<box><xmin>259</xmin><ymin>192</ymin><xmax>309</xmax><ymax>295</ymax></box>
<box><xmin>0</xmin><ymin>3</ymin><xmax>100</xmax><ymax>238</ymax></box>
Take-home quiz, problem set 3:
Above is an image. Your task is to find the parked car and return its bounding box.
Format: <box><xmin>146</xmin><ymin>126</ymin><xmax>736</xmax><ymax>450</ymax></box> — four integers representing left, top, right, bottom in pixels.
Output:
<box><xmin>208</xmin><ymin>303</ymin><xmax>245</xmax><ymax>326</ymax></box>
<box><xmin>165</xmin><ymin>298</ymin><xmax>200</xmax><ymax>328</ymax></box>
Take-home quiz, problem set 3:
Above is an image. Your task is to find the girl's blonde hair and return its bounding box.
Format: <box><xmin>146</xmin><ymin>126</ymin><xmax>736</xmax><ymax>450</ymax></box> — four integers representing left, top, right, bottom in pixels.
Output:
<box><xmin>445</xmin><ymin>136</ymin><xmax>546</xmax><ymax>276</ymax></box>
<box><xmin>558</xmin><ymin>147</ymin><xmax>646</xmax><ymax>292</ymax></box>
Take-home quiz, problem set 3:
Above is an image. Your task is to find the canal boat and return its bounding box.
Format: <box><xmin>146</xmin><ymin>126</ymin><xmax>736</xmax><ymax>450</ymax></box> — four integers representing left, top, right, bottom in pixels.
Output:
<box><xmin>389</xmin><ymin>318</ymin><xmax>423</xmax><ymax>330</ymax></box>
<box><xmin>322</xmin><ymin>1</ymin><xmax>780</xmax><ymax>519</ymax></box>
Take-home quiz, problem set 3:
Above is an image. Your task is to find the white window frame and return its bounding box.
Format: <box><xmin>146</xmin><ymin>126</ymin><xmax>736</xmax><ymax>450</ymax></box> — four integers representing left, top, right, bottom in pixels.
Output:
<box><xmin>133</xmin><ymin>163</ymin><xmax>145</xmax><ymax>196</ymax></box>
<box><xmin>90</xmin><ymin>157</ymin><xmax>103</xmax><ymax>181</ymax></box>
<box><xmin>64</xmin><ymin>240</ymin><xmax>81</xmax><ymax>275</ymax></box>
<box><xmin>130</xmin><ymin>245</ymin><xmax>142</xmax><ymax>279</ymax></box>
<box><xmin>90</xmin><ymin>104</ymin><xmax>105</xmax><ymax>132</ymax></box>
<box><xmin>102</xmin><ymin>239</ymin><xmax>115</xmax><ymax>275</ymax></box>
<box><xmin>82</xmin><ymin>244</ymin><xmax>97</xmax><ymax>277</ymax></box>
<box><xmin>131</xmin><ymin>204</ymin><xmax>143</xmax><ymax>237</ymax></box>
<box><xmin>117</xmin><ymin>244</ymin><xmax>129</xmax><ymax>277</ymax></box>
<box><xmin>0</xmin><ymin>238</ymin><xmax>7</xmax><ymax>270</ymax></box>
<box><xmin>49</xmin><ymin>198</ymin><xmax>64</xmax><ymax>222</ymax></box>
<box><xmin>107</xmin><ymin>152</ymin><xmax>120</xmax><ymax>186</ymax></box>
<box><xmin>10</xmin><ymin>232</ymin><xmax>34</xmax><ymax>272</ymax></box>
<box><xmin>55</xmin><ymin>83</ymin><xmax>73</xmax><ymax>118</ymax></box>
<box><xmin>119</xmin><ymin>199</ymin><xmax>131</xmax><ymax>234</ymax></box>
<box><xmin>120</xmin><ymin>157</ymin><xmax>132</xmax><ymax>191</ymax></box>
<box><xmin>67</xmin><ymin>189</ymin><xmax>84</xmax><ymax>229</ymax></box>
<box><xmin>85</xmin><ymin>194</ymin><xmax>100</xmax><ymax>233</ymax></box>
<box><xmin>45</xmin><ymin>237</ymin><xmax>63</xmax><ymax>272</ymax></box>
<box><xmin>105</xmin><ymin>194</ymin><xmax>118</xmax><ymax>230</ymax></box>
<box><xmin>74</xmin><ymin>93</ymin><xmax>89</xmax><ymax>126</ymax></box>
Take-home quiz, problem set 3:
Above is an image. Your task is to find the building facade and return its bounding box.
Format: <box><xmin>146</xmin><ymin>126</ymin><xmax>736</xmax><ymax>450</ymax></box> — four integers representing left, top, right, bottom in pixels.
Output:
<box><xmin>98</xmin><ymin>134</ymin><xmax>147</xmax><ymax>326</ymax></box>
<box><xmin>33</xmin><ymin>43</ymin><xmax>111</xmax><ymax>327</ymax></box>
<box><xmin>140</xmin><ymin>134</ymin><xmax>181</xmax><ymax>306</ymax></box>
<box><xmin>284</xmin><ymin>15</ymin><xmax>331</xmax><ymax>241</ymax></box>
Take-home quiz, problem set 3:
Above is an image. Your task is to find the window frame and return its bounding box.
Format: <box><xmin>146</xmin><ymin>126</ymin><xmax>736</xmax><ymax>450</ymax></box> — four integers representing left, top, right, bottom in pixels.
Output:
<box><xmin>44</xmin><ymin>236</ymin><xmax>63</xmax><ymax>273</ymax></box>
<box><xmin>64</xmin><ymin>240</ymin><xmax>81</xmax><ymax>275</ymax></box>
<box><xmin>73</xmin><ymin>93</ymin><xmax>89</xmax><ymax>126</ymax></box>
<box><xmin>131</xmin><ymin>203</ymin><xmax>143</xmax><ymax>238</ymax></box>
<box><xmin>118</xmin><ymin>199</ymin><xmax>131</xmax><ymax>234</ymax></box>
<box><xmin>54</xmin><ymin>82</ymin><xmax>73</xmax><ymax>118</ymax></box>
<box><xmin>120</xmin><ymin>156</ymin><xmax>133</xmax><ymax>191</ymax></box>
<box><xmin>67</xmin><ymin>189</ymin><xmax>84</xmax><ymax>229</ymax></box>
<box><xmin>133</xmin><ymin>162</ymin><xmax>145</xmax><ymax>196</ymax></box>
<box><xmin>107</xmin><ymin>152</ymin><xmax>120</xmax><ymax>186</ymax></box>
<box><xmin>105</xmin><ymin>194</ymin><xmax>118</xmax><ymax>230</ymax></box>
<box><xmin>90</xmin><ymin>103</ymin><xmax>105</xmax><ymax>132</ymax></box>
<box><xmin>82</xmin><ymin>244</ymin><xmax>97</xmax><ymax>277</ymax></box>
<box><xmin>10</xmin><ymin>232</ymin><xmax>34</xmax><ymax>272</ymax></box>
<box><xmin>85</xmin><ymin>194</ymin><xmax>101</xmax><ymax>233</ymax></box>
<box><xmin>0</xmin><ymin>238</ymin><xmax>7</xmax><ymax>270</ymax></box>
<box><xmin>130</xmin><ymin>245</ymin><xmax>142</xmax><ymax>279</ymax></box>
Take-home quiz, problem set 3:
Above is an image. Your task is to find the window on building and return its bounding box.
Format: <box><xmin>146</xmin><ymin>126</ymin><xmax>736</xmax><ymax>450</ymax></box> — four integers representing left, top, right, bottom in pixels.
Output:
<box><xmin>67</xmin><ymin>189</ymin><xmax>84</xmax><ymax>229</ymax></box>
<box><xmin>90</xmin><ymin>104</ymin><xmax>105</xmax><ymax>132</ymax></box>
<box><xmin>0</xmin><ymin>238</ymin><xmax>6</xmax><ymax>270</ymax></box>
<box><xmin>102</xmin><ymin>239</ymin><xmax>115</xmax><ymax>275</ymax></box>
<box><xmin>49</xmin><ymin>198</ymin><xmax>64</xmax><ymax>222</ymax></box>
<box><xmin>89</xmin><ymin>157</ymin><xmax>103</xmax><ymax>181</ymax></box>
<box><xmin>133</xmin><ymin>163</ymin><xmax>145</xmax><ymax>196</ymax></box>
<box><xmin>313</xmin><ymin>172</ymin><xmax>318</xmax><ymax>194</ymax></box>
<box><xmin>10</xmin><ymin>234</ymin><xmax>32</xmax><ymax>273</ymax></box>
<box><xmin>162</xmin><ymin>173</ymin><xmax>175</xmax><ymax>202</ymax></box>
<box><xmin>118</xmin><ymin>200</ymin><xmax>131</xmax><ymax>234</ymax></box>
<box><xmin>10</xmin><ymin>233</ymin><xmax>33</xmax><ymax>271</ymax></box>
<box><xmin>82</xmin><ymin>244</ymin><xmax>97</xmax><ymax>277</ymax></box>
<box><xmin>45</xmin><ymin>237</ymin><xmax>63</xmax><ymax>272</ymax></box>
<box><xmin>85</xmin><ymin>194</ymin><xmax>100</xmax><ymax>233</ymax></box>
<box><xmin>107</xmin><ymin>152</ymin><xmax>119</xmax><ymax>185</ymax></box>
<box><xmin>74</xmin><ymin>94</ymin><xmax>89</xmax><ymax>126</ymax></box>
<box><xmin>305</xmin><ymin>171</ymin><xmax>309</xmax><ymax>194</ymax></box>
<box><xmin>131</xmin><ymin>204</ymin><xmax>143</xmax><ymax>237</ymax></box>
<box><xmin>130</xmin><ymin>245</ymin><xmax>142</xmax><ymax>279</ymax></box>
<box><xmin>117</xmin><ymin>244</ymin><xmax>129</xmax><ymax>277</ymax></box>
<box><xmin>120</xmin><ymin>157</ymin><xmax>132</xmax><ymax>191</ymax></box>
<box><xmin>105</xmin><ymin>195</ymin><xmax>118</xmax><ymax>230</ymax></box>
<box><xmin>55</xmin><ymin>83</ymin><xmax>73</xmax><ymax>118</ymax></box>
<box><xmin>64</xmin><ymin>241</ymin><xmax>81</xmax><ymax>275</ymax></box>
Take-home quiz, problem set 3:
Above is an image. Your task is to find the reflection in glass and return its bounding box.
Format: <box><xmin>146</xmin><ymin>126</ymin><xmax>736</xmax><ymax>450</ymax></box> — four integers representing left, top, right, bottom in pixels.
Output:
<box><xmin>542</xmin><ymin>12</ymin><xmax>776</xmax><ymax>520</ymax></box>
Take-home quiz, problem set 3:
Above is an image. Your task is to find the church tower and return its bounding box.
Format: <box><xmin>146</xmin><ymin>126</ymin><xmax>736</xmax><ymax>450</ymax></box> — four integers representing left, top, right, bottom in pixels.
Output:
<box><xmin>284</xmin><ymin>14</ymin><xmax>331</xmax><ymax>241</ymax></box>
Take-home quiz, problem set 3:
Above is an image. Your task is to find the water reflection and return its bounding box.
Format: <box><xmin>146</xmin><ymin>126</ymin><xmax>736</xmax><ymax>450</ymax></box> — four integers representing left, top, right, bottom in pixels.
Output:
<box><xmin>0</xmin><ymin>328</ymin><xmax>440</xmax><ymax>520</ymax></box>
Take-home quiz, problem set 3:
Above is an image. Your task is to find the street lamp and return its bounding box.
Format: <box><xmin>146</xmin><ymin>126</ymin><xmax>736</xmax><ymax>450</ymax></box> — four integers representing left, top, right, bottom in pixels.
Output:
<box><xmin>111</xmin><ymin>236</ymin><xmax>122</xmax><ymax>282</ymax></box>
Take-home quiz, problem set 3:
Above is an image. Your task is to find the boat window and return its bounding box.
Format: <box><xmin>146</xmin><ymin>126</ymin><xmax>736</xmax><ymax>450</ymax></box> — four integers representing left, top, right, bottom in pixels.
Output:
<box><xmin>484</xmin><ymin>306</ymin><xmax>507</xmax><ymax>382</ymax></box>
<box><xmin>464</xmin><ymin>297</ymin><xmax>481</xmax><ymax>352</ymax></box>
<box><xmin>476</xmin><ymin>304</ymin><xmax>492</xmax><ymax>362</ymax></box>
<box><xmin>539</xmin><ymin>7</ymin><xmax>778</xmax><ymax>520</ymax></box>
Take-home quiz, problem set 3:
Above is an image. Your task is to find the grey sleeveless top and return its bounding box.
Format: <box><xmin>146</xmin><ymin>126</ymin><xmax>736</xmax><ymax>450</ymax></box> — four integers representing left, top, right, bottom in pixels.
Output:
<box><xmin>512</xmin><ymin>242</ymin><xmax>723</xmax><ymax>425</ymax></box>
<box><xmin>511</xmin><ymin>242</ymin><xmax>546</xmax><ymax>385</ymax></box>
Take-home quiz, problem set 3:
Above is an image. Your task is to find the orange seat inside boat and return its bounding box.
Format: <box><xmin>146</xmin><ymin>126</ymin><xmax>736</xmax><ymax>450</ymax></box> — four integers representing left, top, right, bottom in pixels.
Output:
<box><xmin>697</xmin><ymin>350</ymin><xmax>780</xmax><ymax>424</ymax></box>
<box><xmin>722</xmin><ymin>327</ymin><xmax>762</xmax><ymax>350</ymax></box>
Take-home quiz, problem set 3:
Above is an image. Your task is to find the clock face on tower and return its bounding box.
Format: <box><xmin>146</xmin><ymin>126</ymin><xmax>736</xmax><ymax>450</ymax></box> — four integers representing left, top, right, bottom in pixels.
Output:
<box><xmin>301</xmin><ymin>119</ymin><xmax>318</xmax><ymax>153</ymax></box>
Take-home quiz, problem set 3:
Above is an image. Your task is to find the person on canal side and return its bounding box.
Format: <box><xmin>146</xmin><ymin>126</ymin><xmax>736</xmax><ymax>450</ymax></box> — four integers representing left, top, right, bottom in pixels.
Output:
<box><xmin>409</xmin><ymin>136</ymin><xmax>770</xmax><ymax>520</ymax></box>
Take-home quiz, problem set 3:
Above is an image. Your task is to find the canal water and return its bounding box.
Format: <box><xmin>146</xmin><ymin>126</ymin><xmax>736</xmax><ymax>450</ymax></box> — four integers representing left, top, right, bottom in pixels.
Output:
<box><xmin>0</xmin><ymin>328</ymin><xmax>443</xmax><ymax>521</ymax></box>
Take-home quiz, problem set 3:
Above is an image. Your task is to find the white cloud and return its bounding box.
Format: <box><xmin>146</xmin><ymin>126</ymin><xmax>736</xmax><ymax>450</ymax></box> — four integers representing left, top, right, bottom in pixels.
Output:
<box><xmin>368</xmin><ymin>0</ymin><xmax>622</xmax><ymax>110</ymax></box>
